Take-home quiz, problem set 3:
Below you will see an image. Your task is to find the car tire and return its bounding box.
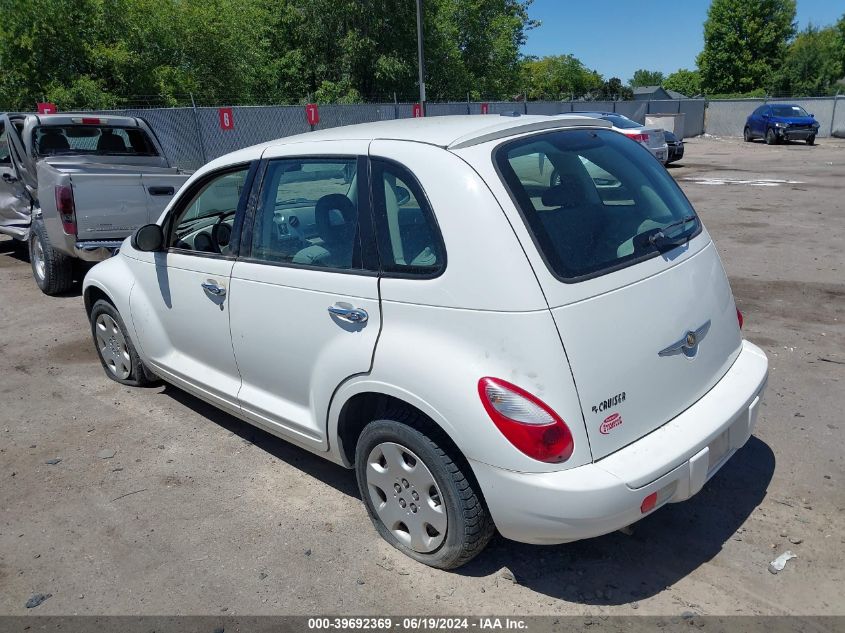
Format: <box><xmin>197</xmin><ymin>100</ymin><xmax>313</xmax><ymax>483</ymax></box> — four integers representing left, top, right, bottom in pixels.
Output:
<box><xmin>743</xmin><ymin>126</ymin><xmax>752</xmax><ymax>142</ymax></box>
<box><xmin>355</xmin><ymin>415</ymin><xmax>495</xmax><ymax>570</ymax></box>
<box><xmin>29</xmin><ymin>221</ymin><xmax>74</xmax><ymax>295</ymax></box>
<box><xmin>806</xmin><ymin>135</ymin><xmax>815</xmax><ymax>146</ymax></box>
<box><xmin>89</xmin><ymin>299</ymin><xmax>158</xmax><ymax>387</ymax></box>
<box><xmin>765</xmin><ymin>128</ymin><xmax>778</xmax><ymax>145</ymax></box>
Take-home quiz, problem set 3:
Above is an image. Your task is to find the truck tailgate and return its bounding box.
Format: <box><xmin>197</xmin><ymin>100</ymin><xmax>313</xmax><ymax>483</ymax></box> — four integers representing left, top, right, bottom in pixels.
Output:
<box><xmin>67</xmin><ymin>166</ymin><xmax>188</xmax><ymax>240</ymax></box>
<box><xmin>142</xmin><ymin>173</ymin><xmax>189</xmax><ymax>220</ymax></box>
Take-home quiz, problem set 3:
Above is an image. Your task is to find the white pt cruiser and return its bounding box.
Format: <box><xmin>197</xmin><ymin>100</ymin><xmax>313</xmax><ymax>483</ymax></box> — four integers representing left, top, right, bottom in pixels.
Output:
<box><xmin>84</xmin><ymin>115</ymin><xmax>768</xmax><ymax>569</ymax></box>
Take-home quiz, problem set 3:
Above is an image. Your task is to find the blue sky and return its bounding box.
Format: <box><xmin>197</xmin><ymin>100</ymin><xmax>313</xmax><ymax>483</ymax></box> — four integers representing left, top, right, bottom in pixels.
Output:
<box><xmin>521</xmin><ymin>0</ymin><xmax>844</xmax><ymax>83</ymax></box>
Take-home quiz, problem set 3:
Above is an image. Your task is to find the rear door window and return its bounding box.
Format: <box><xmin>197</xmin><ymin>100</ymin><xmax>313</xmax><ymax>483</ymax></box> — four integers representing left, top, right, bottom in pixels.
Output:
<box><xmin>371</xmin><ymin>159</ymin><xmax>444</xmax><ymax>276</ymax></box>
<box><xmin>496</xmin><ymin>128</ymin><xmax>700</xmax><ymax>281</ymax></box>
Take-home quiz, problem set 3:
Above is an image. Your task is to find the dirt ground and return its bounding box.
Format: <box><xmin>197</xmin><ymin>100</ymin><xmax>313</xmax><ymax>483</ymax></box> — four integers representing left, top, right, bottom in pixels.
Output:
<box><xmin>0</xmin><ymin>136</ymin><xmax>843</xmax><ymax>617</ymax></box>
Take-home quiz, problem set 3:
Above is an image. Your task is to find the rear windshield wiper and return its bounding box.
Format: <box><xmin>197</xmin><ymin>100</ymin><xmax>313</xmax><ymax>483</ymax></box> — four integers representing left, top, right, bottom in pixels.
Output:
<box><xmin>648</xmin><ymin>215</ymin><xmax>698</xmax><ymax>247</ymax></box>
<box><xmin>633</xmin><ymin>215</ymin><xmax>698</xmax><ymax>253</ymax></box>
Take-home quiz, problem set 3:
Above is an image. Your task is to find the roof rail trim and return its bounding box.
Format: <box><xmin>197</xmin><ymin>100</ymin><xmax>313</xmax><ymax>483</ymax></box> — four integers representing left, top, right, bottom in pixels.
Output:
<box><xmin>447</xmin><ymin>116</ymin><xmax>612</xmax><ymax>150</ymax></box>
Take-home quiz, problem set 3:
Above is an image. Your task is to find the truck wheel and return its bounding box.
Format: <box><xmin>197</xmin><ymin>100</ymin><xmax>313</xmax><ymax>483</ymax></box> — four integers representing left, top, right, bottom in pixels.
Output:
<box><xmin>29</xmin><ymin>222</ymin><xmax>74</xmax><ymax>295</ymax></box>
<box><xmin>806</xmin><ymin>135</ymin><xmax>815</xmax><ymax>146</ymax></box>
<box><xmin>765</xmin><ymin>128</ymin><xmax>778</xmax><ymax>145</ymax></box>
<box><xmin>89</xmin><ymin>299</ymin><xmax>157</xmax><ymax>387</ymax></box>
<box><xmin>355</xmin><ymin>416</ymin><xmax>495</xmax><ymax>570</ymax></box>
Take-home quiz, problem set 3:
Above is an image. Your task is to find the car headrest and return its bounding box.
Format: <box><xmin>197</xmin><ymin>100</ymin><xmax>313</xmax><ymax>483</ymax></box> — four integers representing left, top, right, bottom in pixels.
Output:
<box><xmin>39</xmin><ymin>131</ymin><xmax>70</xmax><ymax>153</ymax></box>
<box><xmin>314</xmin><ymin>194</ymin><xmax>356</xmax><ymax>244</ymax></box>
<box><xmin>97</xmin><ymin>131</ymin><xmax>126</xmax><ymax>152</ymax></box>
<box><xmin>541</xmin><ymin>176</ymin><xmax>588</xmax><ymax>208</ymax></box>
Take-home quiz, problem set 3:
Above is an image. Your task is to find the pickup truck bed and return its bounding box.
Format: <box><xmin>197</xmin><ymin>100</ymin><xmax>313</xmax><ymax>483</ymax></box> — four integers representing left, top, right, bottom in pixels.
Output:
<box><xmin>0</xmin><ymin>113</ymin><xmax>190</xmax><ymax>294</ymax></box>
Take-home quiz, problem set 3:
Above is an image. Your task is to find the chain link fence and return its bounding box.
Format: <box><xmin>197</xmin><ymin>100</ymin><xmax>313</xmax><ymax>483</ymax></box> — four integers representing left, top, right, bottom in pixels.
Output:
<box><xmin>85</xmin><ymin>99</ymin><xmax>707</xmax><ymax>172</ymax></box>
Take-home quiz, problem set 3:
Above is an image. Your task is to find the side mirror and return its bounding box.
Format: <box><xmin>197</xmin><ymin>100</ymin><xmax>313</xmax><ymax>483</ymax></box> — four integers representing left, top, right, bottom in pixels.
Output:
<box><xmin>810</xmin><ymin>113</ymin><xmax>815</xmax><ymax>118</ymax></box>
<box><xmin>132</xmin><ymin>224</ymin><xmax>164</xmax><ymax>252</ymax></box>
<box><xmin>762</xmin><ymin>113</ymin><xmax>770</xmax><ymax>119</ymax></box>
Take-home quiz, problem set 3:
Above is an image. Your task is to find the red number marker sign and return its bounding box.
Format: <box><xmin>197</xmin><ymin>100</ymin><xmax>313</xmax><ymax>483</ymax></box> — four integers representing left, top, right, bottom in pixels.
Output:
<box><xmin>305</xmin><ymin>103</ymin><xmax>320</xmax><ymax>127</ymax></box>
<box><xmin>218</xmin><ymin>107</ymin><xmax>234</xmax><ymax>131</ymax></box>
<box><xmin>480</xmin><ymin>102</ymin><xmax>489</xmax><ymax>115</ymax></box>
<box><xmin>37</xmin><ymin>102</ymin><xmax>57</xmax><ymax>114</ymax></box>
<box><xmin>412</xmin><ymin>103</ymin><xmax>423</xmax><ymax>118</ymax></box>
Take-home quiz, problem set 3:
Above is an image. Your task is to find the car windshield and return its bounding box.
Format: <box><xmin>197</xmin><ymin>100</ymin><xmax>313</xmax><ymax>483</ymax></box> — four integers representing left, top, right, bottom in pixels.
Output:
<box><xmin>496</xmin><ymin>128</ymin><xmax>700</xmax><ymax>280</ymax></box>
<box><xmin>770</xmin><ymin>105</ymin><xmax>809</xmax><ymax>117</ymax></box>
<box><xmin>32</xmin><ymin>125</ymin><xmax>159</xmax><ymax>157</ymax></box>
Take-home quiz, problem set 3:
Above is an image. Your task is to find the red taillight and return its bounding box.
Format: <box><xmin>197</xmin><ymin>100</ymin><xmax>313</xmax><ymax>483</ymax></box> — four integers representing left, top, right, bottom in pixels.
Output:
<box><xmin>736</xmin><ymin>308</ymin><xmax>744</xmax><ymax>330</ymax></box>
<box><xmin>625</xmin><ymin>132</ymin><xmax>649</xmax><ymax>143</ymax></box>
<box><xmin>55</xmin><ymin>185</ymin><xmax>77</xmax><ymax>235</ymax></box>
<box><xmin>478</xmin><ymin>377</ymin><xmax>574</xmax><ymax>463</ymax></box>
<box><xmin>641</xmin><ymin>492</ymin><xmax>658</xmax><ymax>514</ymax></box>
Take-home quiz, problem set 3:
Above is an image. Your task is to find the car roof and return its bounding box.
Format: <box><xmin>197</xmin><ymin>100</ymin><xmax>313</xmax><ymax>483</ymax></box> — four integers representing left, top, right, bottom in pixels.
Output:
<box><xmin>215</xmin><ymin>114</ymin><xmax>609</xmax><ymax>163</ymax></box>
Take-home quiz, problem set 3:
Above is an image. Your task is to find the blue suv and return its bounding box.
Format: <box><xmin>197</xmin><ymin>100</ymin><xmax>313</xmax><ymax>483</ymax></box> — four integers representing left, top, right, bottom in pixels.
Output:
<box><xmin>744</xmin><ymin>104</ymin><xmax>820</xmax><ymax>145</ymax></box>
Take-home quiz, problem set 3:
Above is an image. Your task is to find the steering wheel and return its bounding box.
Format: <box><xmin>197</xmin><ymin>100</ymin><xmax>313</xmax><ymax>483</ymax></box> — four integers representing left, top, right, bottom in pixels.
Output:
<box><xmin>210</xmin><ymin>212</ymin><xmax>235</xmax><ymax>254</ymax></box>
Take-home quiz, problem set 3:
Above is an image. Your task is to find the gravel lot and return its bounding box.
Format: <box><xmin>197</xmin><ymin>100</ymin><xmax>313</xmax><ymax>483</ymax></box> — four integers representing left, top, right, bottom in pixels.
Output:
<box><xmin>1</xmin><ymin>136</ymin><xmax>843</xmax><ymax>617</ymax></box>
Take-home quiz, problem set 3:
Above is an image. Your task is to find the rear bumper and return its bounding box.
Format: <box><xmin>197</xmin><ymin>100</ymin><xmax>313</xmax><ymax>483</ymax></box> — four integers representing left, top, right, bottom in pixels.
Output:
<box><xmin>74</xmin><ymin>240</ymin><xmax>124</xmax><ymax>262</ymax></box>
<box><xmin>647</xmin><ymin>143</ymin><xmax>669</xmax><ymax>164</ymax></box>
<box><xmin>667</xmin><ymin>144</ymin><xmax>684</xmax><ymax>162</ymax></box>
<box><xmin>472</xmin><ymin>340</ymin><xmax>768</xmax><ymax>545</ymax></box>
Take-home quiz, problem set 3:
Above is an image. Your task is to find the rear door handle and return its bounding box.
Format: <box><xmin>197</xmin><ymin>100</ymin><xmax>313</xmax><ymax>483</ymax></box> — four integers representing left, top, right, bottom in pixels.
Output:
<box><xmin>148</xmin><ymin>186</ymin><xmax>175</xmax><ymax>196</ymax></box>
<box><xmin>328</xmin><ymin>303</ymin><xmax>368</xmax><ymax>324</ymax></box>
<box><xmin>201</xmin><ymin>282</ymin><xmax>226</xmax><ymax>297</ymax></box>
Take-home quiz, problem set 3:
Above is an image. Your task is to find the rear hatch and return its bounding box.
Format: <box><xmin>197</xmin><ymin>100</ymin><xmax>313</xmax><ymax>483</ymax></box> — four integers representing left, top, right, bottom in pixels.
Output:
<box><xmin>642</xmin><ymin>128</ymin><xmax>666</xmax><ymax>149</ymax></box>
<box><xmin>494</xmin><ymin>126</ymin><xmax>742</xmax><ymax>461</ymax></box>
<box><xmin>550</xmin><ymin>241</ymin><xmax>741</xmax><ymax>458</ymax></box>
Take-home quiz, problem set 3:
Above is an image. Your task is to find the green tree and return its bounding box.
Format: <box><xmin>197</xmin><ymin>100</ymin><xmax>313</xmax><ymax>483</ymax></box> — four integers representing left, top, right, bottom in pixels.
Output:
<box><xmin>594</xmin><ymin>77</ymin><xmax>633</xmax><ymax>101</ymax></box>
<box><xmin>769</xmin><ymin>25</ymin><xmax>844</xmax><ymax>96</ymax></box>
<box><xmin>663</xmin><ymin>69</ymin><xmax>702</xmax><ymax>97</ymax></box>
<box><xmin>0</xmin><ymin>0</ymin><xmax>538</xmax><ymax>110</ymax></box>
<box><xmin>629</xmin><ymin>69</ymin><xmax>664</xmax><ymax>87</ymax></box>
<box><xmin>522</xmin><ymin>54</ymin><xmax>603</xmax><ymax>100</ymax></box>
<box><xmin>697</xmin><ymin>0</ymin><xmax>796</xmax><ymax>94</ymax></box>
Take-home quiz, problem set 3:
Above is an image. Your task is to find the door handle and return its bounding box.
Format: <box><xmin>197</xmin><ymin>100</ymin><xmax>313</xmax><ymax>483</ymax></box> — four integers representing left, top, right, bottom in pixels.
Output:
<box><xmin>328</xmin><ymin>304</ymin><xmax>368</xmax><ymax>324</ymax></box>
<box><xmin>148</xmin><ymin>186</ymin><xmax>175</xmax><ymax>196</ymax></box>
<box><xmin>201</xmin><ymin>282</ymin><xmax>226</xmax><ymax>297</ymax></box>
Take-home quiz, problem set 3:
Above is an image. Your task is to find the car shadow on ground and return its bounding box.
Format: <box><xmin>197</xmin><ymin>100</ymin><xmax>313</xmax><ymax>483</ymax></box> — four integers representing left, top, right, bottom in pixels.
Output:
<box><xmin>161</xmin><ymin>383</ymin><xmax>360</xmax><ymax>498</ymax></box>
<box><xmin>161</xmin><ymin>382</ymin><xmax>774</xmax><ymax>605</ymax></box>
<box><xmin>459</xmin><ymin>435</ymin><xmax>775</xmax><ymax>604</ymax></box>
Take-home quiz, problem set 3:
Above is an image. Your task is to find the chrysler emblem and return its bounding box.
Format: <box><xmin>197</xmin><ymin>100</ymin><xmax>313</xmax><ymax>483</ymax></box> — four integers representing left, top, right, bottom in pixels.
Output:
<box><xmin>659</xmin><ymin>320</ymin><xmax>711</xmax><ymax>358</ymax></box>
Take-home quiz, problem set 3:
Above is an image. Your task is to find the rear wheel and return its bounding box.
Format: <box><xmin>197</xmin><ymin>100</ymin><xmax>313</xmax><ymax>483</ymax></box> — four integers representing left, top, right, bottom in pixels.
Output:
<box><xmin>806</xmin><ymin>135</ymin><xmax>815</xmax><ymax>146</ymax></box>
<box><xmin>29</xmin><ymin>222</ymin><xmax>74</xmax><ymax>295</ymax></box>
<box><xmin>743</xmin><ymin>126</ymin><xmax>752</xmax><ymax>142</ymax></box>
<box><xmin>765</xmin><ymin>128</ymin><xmax>778</xmax><ymax>145</ymax></box>
<box><xmin>355</xmin><ymin>416</ymin><xmax>495</xmax><ymax>569</ymax></box>
<box><xmin>89</xmin><ymin>299</ymin><xmax>157</xmax><ymax>387</ymax></box>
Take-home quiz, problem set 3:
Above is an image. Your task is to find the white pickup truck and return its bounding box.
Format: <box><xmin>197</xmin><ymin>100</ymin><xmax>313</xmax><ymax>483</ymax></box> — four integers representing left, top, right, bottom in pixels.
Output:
<box><xmin>0</xmin><ymin>113</ymin><xmax>190</xmax><ymax>294</ymax></box>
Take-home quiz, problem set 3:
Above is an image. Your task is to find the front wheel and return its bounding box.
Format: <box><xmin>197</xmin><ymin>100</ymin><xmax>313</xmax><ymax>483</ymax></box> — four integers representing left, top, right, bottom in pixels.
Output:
<box><xmin>29</xmin><ymin>222</ymin><xmax>74</xmax><ymax>295</ymax></box>
<box><xmin>806</xmin><ymin>135</ymin><xmax>815</xmax><ymax>146</ymax></box>
<box><xmin>355</xmin><ymin>417</ymin><xmax>495</xmax><ymax>569</ymax></box>
<box><xmin>743</xmin><ymin>126</ymin><xmax>752</xmax><ymax>142</ymax></box>
<box><xmin>89</xmin><ymin>299</ymin><xmax>157</xmax><ymax>387</ymax></box>
<box><xmin>765</xmin><ymin>128</ymin><xmax>779</xmax><ymax>145</ymax></box>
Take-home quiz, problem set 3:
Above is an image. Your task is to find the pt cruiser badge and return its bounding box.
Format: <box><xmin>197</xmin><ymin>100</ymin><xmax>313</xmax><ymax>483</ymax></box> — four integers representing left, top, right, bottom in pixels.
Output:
<box><xmin>658</xmin><ymin>320</ymin><xmax>711</xmax><ymax>358</ymax></box>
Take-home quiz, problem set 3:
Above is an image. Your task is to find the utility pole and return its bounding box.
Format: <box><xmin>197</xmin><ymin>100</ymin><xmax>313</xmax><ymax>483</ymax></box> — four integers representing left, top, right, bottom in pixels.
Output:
<box><xmin>416</xmin><ymin>0</ymin><xmax>426</xmax><ymax>116</ymax></box>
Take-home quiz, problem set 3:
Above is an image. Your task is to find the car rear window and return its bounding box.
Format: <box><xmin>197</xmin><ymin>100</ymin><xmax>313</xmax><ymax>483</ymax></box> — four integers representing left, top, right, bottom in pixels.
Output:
<box><xmin>496</xmin><ymin>128</ymin><xmax>700</xmax><ymax>281</ymax></box>
<box><xmin>32</xmin><ymin>125</ymin><xmax>159</xmax><ymax>157</ymax></box>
